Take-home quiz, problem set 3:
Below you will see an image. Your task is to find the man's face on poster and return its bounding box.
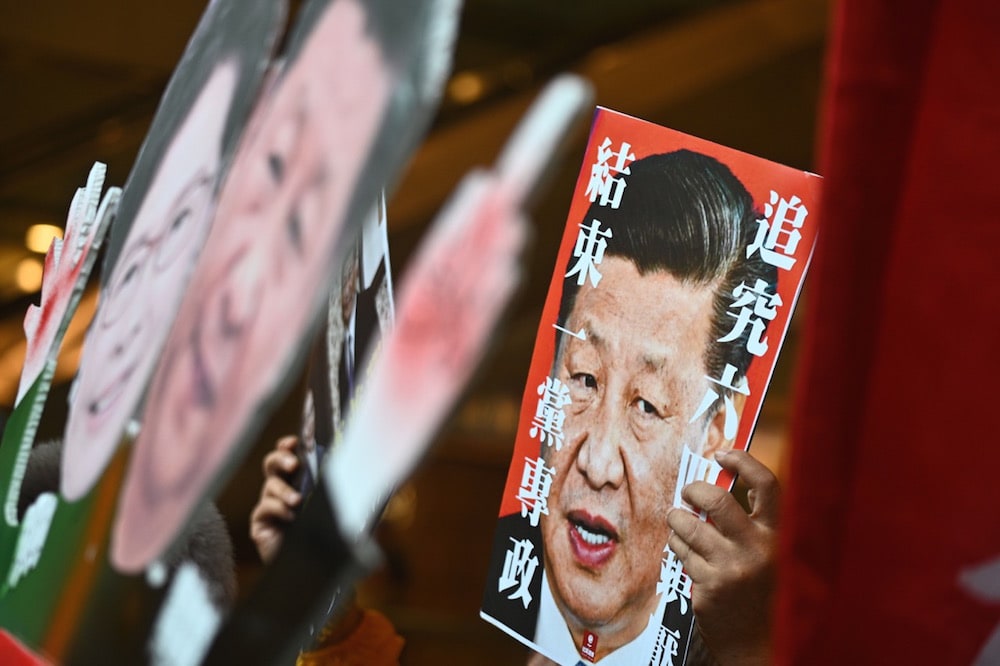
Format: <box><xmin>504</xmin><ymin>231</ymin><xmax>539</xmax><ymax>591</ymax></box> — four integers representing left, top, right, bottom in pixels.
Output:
<box><xmin>141</xmin><ymin>0</ymin><xmax>388</xmax><ymax>483</ymax></box>
<box><xmin>61</xmin><ymin>60</ymin><xmax>238</xmax><ymax>501</ymax></box>
<box><xmin>109</xmin><ymin>0</ymin><xmax>393</xmax><ymax>572</ymax></box>
<box><xmin>540</xmin><ymin>255</ymin><xmax>727</xmax><ymax>646</ymax></box>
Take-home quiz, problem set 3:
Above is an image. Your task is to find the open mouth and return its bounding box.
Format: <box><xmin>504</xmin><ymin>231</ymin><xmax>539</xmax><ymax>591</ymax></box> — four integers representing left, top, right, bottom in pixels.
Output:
<box><xmin>574</xmin><ymin>522</ymin><xmax>613</xmax><ymax>546</ymax></box>
<box><xmin>567</xmin><ymin>510</ymin><xmax>619</xmax><ymax>568</ymax></box>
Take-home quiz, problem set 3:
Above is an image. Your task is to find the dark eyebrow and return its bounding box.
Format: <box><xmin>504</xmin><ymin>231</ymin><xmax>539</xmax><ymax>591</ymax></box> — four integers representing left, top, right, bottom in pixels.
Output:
<box><xmin>576</xmin><ymin>315</ymin><xmax>670</xmax><ymax>374</ymax></box>
<box><xmin>572</xmin><ymin>316</ymin><xmax>604</xmax><ymax>350</ymax></box>
<box><xmin>586</xmin><ymin>327</ymin><xmax>604</xmax><ymax>350</ymax></box>
<box><xmin>164</xmin><ymin>168</ymin><xmax>213</xmax><ymax>217</ymax></box>
<box><xmin>267</xmin><ymin>153</ymin><xmax>284</xmax><ymax>183</ymax></box>
<box><xmin>182</xmin><ymin>167</ymin><xmax>213</xmax><ymax>196</ymax></box>
<box><xmin>287</xmin><ymin>209</ymin><xmax>303</xmax><ymax>255</ymax></box>
<box><xmin>641</xmin><ymin>353</ymin><xmax>669</xmax><ymax>374</ymax></box>
<box><xmin>111</xmin><ymin>236</ymin><xmax>153</xmax><ymax>284</ymax></box>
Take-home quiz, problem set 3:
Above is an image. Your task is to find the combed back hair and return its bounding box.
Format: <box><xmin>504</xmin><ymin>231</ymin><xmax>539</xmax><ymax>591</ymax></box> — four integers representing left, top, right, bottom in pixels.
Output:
<box><xmin>556</xmin><ymin>149</ymin><xmax>778</xmax><ymax>404</ymax></box>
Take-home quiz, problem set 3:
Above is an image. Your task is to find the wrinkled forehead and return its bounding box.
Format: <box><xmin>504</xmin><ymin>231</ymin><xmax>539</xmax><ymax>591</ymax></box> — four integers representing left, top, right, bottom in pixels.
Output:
<box><xmin>279</xmin><ymin>0</ymin><xmax>384</xmax><ymax>104</ymax></box>
<box><xmin>555</xmin><ymin>261</ymin><xmax>717</xmax><ymax>368</ymax></box>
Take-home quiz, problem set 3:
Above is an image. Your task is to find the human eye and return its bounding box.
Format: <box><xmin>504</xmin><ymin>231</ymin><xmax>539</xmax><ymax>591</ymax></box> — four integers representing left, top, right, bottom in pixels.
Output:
<box><xmin>571</xmin><ymin>372</ymin><xmax>598</xmax><ymax>390</ymax></box>
<box><xmin>264</xmin><ymin>104</ymin><xmax>305</xmax><ymax>187</ymax></box>
<box><xmin>634</xmin><ymin>396</ymin><xmax>663</xmax><ymax>419</ymax></box>
<box><xmin>564</xmin><ymin>370</ymin><xmax>598</xmax><ymax>413</ymax></box>
<box><xmin>286</xmin><ymin>208</ymin><xmax>303</xmax><ymax>254</ymax></box>
<box><xmin>285</xmin><ymin>164</ymin><xmax>327</xmax><ymax>259</ymax></box>
<box><xmin>101</xmin><ymin>242</ymin><xmax>151</xmax><ymax>327</ymax></box>
<box><xmin>155</xmin><ymin>172</ymin><xmax>213</xmax><ymax>272</ymax></box>
<box><xmin>268</xmin><ymin>152</ymin><xmax>285</xmax><ymax>184</ymax></box>
<box><xmin>565</xmin><ymin>365</ymin><xmax>599</xmax><ymax>409</ymax></box>
<box><xmin>561</xmin><ymin>340</ymin><xmax>602</xmax><ymax>406</ymax></box>
<box><xmin>121</xmin><ymin>262</ymin><xmax>141</xmax><ymax>287</ymax></box>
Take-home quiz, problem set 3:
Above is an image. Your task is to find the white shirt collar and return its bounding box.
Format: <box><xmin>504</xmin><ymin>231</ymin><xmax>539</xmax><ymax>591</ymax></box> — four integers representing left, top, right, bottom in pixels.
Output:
<box><xmin>534</xmin><ymin>570</ymin><xmax>667</xmax><ymax>665</ymax></box>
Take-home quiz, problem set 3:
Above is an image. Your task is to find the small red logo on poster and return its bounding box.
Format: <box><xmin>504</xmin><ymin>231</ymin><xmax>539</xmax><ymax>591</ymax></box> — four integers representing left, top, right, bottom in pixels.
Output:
<box><xmin>580</xmin><ymin>631</ymin><xmax>598</xmax><ymax>662</ymax></box>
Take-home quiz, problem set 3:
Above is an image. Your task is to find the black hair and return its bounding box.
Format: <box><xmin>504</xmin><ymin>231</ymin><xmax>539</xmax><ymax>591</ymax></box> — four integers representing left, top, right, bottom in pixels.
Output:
<box><xmin>102</xmin><ymin>0</ymin><xmax>286</xmax><ymax>276</ymax></box>
<box><xmin>555</xmin><ymin>149</ymin><xmax>778</xmax><ymax>408</ymax></box>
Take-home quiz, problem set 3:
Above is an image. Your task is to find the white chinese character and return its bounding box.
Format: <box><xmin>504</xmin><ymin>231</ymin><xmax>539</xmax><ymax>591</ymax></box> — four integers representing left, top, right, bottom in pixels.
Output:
<box><xmin>499</xmin><ymin>537</ymin><xmax>539</xmax><ymax>609</ymax></box>
<box><xmin>7</xmin><ymin>493</ymin><xmax>57</xmax><ymax>589</ymax></box>
<box><xmin>689</xmin><ymin>363</ymin><xmax>751</xmax><ymax>440</ymax></box>
<box><xmin>747</xmin><ymin>190</ymin><xmax>808</xmax><ymax>271</ymax></box>
<box><xmin>149</xmin><ymin>563</ymin><xmax>221</xmax><ymax>666</ymax></box>
<box><xmin>718</xmin><ymin>278</ymin><xmax>783</xmax><ymax>357</ymax></box>
<box><xmin>585</xmin><ymin>137</ymin><xmax>636</xmax><ymax>209</ymax></box>
<box><xmin>657</xmin><ymin>548</ymin><xmax>692</xmax><ymax>615</ymax></box>
<box><xmin>673</xmin><ymin>445</ymin><xmax>724</xmax><ymax>516</ymax></box>
<box><xmin>649</xmin><ymin>624</ymin><xmax>682</xmax><ymax>666</ymax></box>
<box><xmin>530</xmin><ymin>376</ymin><xmax>572</xmax><ymax>449</ymax></box>
<box><xmin>565</xmin><ymin>219</ymin><xmax>613</xmax><ymax>287</ymax></box>
<box><xmin>517</xmin><ymin>456</ymin><xmax>556</xmax><ymax>527</ymax></box>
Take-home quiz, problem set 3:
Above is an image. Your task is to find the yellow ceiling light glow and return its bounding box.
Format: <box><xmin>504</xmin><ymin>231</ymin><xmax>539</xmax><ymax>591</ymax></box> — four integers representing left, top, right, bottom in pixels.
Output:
<box><xmin>15</xmin><ymin>257</ymin><xmax>44</xmax><ymax>293</ymax></box>
<box><xmin>448</xmin><ymin>71</ymin><xmax>486</xmax><ymax>104</ymax></box>
<box><xmin>25</xmin><ymin>223</ymin><xmax>63</xmax><ymax>254</ymax></box>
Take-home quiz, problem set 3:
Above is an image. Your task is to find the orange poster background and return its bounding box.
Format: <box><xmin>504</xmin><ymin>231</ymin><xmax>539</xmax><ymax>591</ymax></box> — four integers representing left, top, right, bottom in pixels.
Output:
<box><xmin>498</xmin><ymin>107</ymin><xmax>821</xmax><ymax>517</ymax></box>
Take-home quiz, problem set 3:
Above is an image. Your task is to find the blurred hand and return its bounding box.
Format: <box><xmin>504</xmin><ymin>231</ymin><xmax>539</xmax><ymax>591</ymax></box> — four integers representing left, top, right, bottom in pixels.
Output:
<box><xmin>249</xmin><ymin>435</ymin><xmax>303</xmax><ymax>564</ymax></box>
<box><xmin>666</xmin><ymin>449</ymin><xmax>780</xmax><ymax>666</ymax></box>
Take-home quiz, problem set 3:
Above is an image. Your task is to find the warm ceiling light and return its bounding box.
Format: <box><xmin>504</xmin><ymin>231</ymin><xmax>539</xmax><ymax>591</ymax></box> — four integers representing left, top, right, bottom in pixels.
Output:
<box><xmin>15</xmin><ymin>257</ymin><xmax>44</xmax><ymax>293</ymax></box>
<box><xmin>448</xmin><ymin>71</ymin><xmax>486</xmax><ymax>104</ymax></box>
<box><xmin>25</xmin><ymin>223</ymin><xmax>63</xmax><ymax>254</ymax></box>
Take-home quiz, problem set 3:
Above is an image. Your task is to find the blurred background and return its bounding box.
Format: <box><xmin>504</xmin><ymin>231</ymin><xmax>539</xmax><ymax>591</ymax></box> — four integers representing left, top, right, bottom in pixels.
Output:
<box><xmin>1</xmin><ymin>0</ymin><xmax>829</xmax><ymax>662</ymax></box>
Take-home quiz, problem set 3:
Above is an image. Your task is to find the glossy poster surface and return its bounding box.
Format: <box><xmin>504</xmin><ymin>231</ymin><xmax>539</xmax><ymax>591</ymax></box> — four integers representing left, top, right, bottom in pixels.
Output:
<box><xmin>481</xmin><ymin>108</ymin><xmax>821</xmax><ymax>666</ymax></box>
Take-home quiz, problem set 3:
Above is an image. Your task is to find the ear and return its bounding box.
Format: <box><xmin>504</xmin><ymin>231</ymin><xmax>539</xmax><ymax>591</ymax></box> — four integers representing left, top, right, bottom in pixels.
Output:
<box><xmin>701</xmin><ymin>390</ymin><xmax>747</xmax><ymax>459</ymax></box>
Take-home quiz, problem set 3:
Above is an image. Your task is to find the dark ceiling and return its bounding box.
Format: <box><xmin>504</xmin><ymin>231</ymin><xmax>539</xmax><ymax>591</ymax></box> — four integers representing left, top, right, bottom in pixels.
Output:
<box><xmin>0</xmin><ymin>0</ymin><xmax>731</xmax><ymax>244</ymax></box>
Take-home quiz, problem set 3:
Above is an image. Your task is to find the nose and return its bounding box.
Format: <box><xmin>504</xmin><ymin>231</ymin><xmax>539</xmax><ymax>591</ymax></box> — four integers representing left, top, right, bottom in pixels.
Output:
<box><xmin>574</xmin><ymin>395</ymin><xmax>625</xmax><ymax>489</ymax></box>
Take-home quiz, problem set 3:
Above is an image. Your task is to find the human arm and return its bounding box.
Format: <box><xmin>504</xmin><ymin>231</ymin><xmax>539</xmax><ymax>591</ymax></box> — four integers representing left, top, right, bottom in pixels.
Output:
<box><xmin>666</xmin><ymin>449</ymin><xmax>780</xmax><ymax>666</ymax></box>
<box><xmin>249</xmin><ymin>435</ymin><xmax>303</xmax><ymax>564</ymax></box>
<box><xmin>249</xmin><ymin>436</ymin><xmax>405</xmax><ymax>663</ymax></box>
